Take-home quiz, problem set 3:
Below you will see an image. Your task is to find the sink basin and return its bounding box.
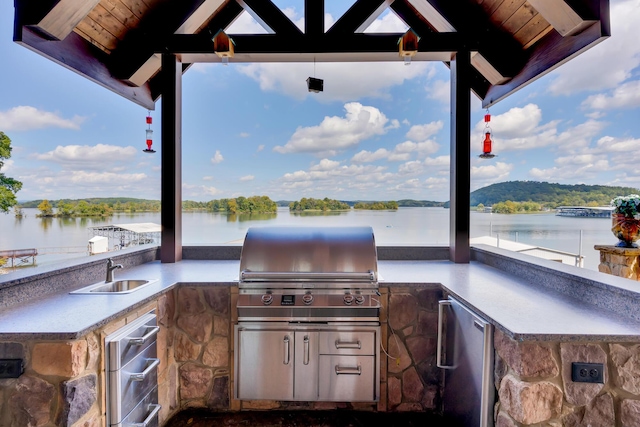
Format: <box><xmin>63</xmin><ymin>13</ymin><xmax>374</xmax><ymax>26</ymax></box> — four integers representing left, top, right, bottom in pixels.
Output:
<box><xmin>71</xmin><ymin>279</ymin><xmax>157</xmax><ymax>294</ymax></box>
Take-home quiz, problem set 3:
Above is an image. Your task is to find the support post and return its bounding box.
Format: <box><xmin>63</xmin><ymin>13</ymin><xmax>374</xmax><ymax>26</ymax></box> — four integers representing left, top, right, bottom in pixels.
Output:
<box><xmin>160</xmin><ymin>53</ymin><xmax>182</xmax><ymax>263</ymax></box>
<box><xmin>449</xmin><ymin>50</ymin><xmax>472</xmax><ymax>263</ymax></box>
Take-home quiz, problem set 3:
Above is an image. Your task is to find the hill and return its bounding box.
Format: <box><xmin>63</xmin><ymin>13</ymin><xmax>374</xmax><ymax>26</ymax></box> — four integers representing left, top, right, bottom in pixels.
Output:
<box><xmin>19</xmin><ymin>197</ymin><xmax>160</xmax><ymax>208</ymax></box>
<box><xmin>470</xmin><ymin>181</ymin><xmax>640</xmax><ymax>208</ymax></box>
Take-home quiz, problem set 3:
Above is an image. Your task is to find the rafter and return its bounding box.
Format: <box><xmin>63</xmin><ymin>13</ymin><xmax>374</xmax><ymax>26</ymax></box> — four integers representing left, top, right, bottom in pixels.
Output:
<box><xmin>326</xmin><ymin>0</ymin><xmax>393</xmax><ymax>35</ymax></box>
<box><xmin>239</xmin><ymin>0</ymin><xmax>303</xmax><ymax>36</ymax></box>
<box><xmin>528</xmin><ymin>0</ymin><xmax>596</xmax><ymax>36</ymax></box>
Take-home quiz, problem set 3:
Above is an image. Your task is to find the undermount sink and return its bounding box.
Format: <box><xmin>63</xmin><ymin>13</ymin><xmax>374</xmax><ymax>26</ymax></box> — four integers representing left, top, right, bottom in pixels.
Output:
<box><xmin>71</xmin><ymin>279</ymin><xmax>157</xmax><ymax>294</ymax></box>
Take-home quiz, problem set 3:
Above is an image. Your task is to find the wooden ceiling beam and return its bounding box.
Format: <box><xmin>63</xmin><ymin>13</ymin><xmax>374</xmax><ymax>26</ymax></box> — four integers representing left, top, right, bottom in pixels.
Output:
<box><xmin>238</xmin><ymin>0</ymin><xmax>303</xmax><ymax>36</ymax></box>
<box><xmin>109</xmin><ymin>0</ymin><xmax>216</xmax><ymax>82</ymax></box>
<box><xmin>35</xmin><ymin>0</ymin><xmax>101</xmax><ymax>41</ymax></box>
<box><xmin>326</xmin><ymin>0</ymin><xmax>394</xmax><ymax>35</ymax></box>
<box><xmin>528</xmin><ymin>0</ymin><xmax>596</xmax><ymax>36</ymax></box>
<box><xmin>424</xmin><ymin>0</ymin><xmax>527</xmax><ymax>79</ymax></box>
<box><xmin>305</xmin><ymin>0</ymin><xmax>324</xmax><ymax>37</ymax></box>
<box><xmin>161</xmin><ymin>32</ymin><xmax>468</xmax><ymax>55</ymax></box>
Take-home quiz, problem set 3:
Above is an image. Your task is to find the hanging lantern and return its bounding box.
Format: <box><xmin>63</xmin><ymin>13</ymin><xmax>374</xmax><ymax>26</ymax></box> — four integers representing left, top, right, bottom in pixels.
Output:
<box><xmin>479</xmin><ymin>109</ymin><xmax>496</xmax><ymax>159</ymax></box>
<box><xmin>143</xmin><ymin>111</ymin><xmax>156</xmax><ymax>153</ymax></box>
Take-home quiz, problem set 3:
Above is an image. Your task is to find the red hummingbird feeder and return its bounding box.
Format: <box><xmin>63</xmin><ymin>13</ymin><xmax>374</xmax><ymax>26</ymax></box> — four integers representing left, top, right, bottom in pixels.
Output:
<box><xmin>479</xmin><ymin>110</ymin><xmax>496</xmax><ymax>159</ymax></box>
<box><xmin>143</xmin><ymin>111</ymin><xmax>156</xmax><ymax>153</ymax></box>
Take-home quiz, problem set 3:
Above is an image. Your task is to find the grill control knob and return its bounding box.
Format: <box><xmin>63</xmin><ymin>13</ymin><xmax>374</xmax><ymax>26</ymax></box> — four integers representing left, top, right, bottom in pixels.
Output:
<box><xmin>343</xmin><ymin>293</ymin><xmax>355</xmax><ymax>305</ymax></box>
<box><xmin>261</xmin><ymin>294</ymin><xmax>273</xmax><ymax>305</ymax></box>
<box><xmin>355</xmin><ymin>295</ymin><xmax>365</xmax><ymax>305</ymax></box>
<box><xmin>302</xmin><ymin>293</ymin><xmax>314</xmax><ymax>305</ymax></box>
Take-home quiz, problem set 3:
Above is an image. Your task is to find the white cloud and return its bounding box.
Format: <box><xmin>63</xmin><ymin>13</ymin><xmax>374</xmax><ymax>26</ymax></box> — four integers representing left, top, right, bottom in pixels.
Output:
<box><xmin>475</xmin><ymin>104</ymin><xmax>541</xmax><ymax>139</ymax></box>
<box><xmin>33</xmin><ymin>144</ymin><xmax>137</xmax><ymax>169</ymax></box>
<box><xmin>426</xmin><ymin>79</ymin><xmax>450</xmax><ymax>104</ymax></box>
<box><xmin>203</xmin><ymin>176</ymin><xmax>213</xmax><ymax>181</ymax></box>
<box><xmin>257</xmin><ymin>144</ymin><xmax>265</xmax><ymax>152</ymax></box>
<box><xmin>581</xmin><ymin>80</ymin><xmax>640</xmax><ymax>110</ymax></box>
<box><xmin>362</xmin><ymin>10</ymin><xmax>408</xmax><ymax>33</ymax></box>
<box><xmin>239</xmin><ymin>175</ymin><xmax>255</xmax><ymax>181</ymax></box>
<box><xmin>394</xmin><ymin>140</ymin><xmax>439</xmax><ymax>155</ymax></box>
<box><xmin>237</xmin><ymin>62</ymin><xmax>433</xmax><ymax>102</ymax></box>
<box><xmin>2</xmin><ymin>159</ymin><xmax>14</xmax><ymax>172</ymax></box>
<box><xmin>352</xmin><ymin>148</ymin><xmax>390</xmax><ymax>163</ymax></box>
<box><xmin>310</xmin><ymin>159</ymin><xmax>341</xmax><ymax>171</ymax></box>
<box><xmin>351</xmin><ymin>139</ymin><xmax>439</xmax><ymax>163</ymax></box>
<box><xmin>182</xmin><ymin>183</ymin><xmax>220</xmax><ymax>197</ymax></box>
<box><xmin>0</xmin><ymin>106</ymin><xmax>85</xmax><ymax>131</ymax></box>
<box><xmin>424</xmin><ymin>156</ymin><xmax>450</xmax><ymax>168</ymax></box>
<box><xmin>211</xmin><ymin>150</ymin><xmax>224</xmax><ymax>164</ymax></box>
<box><xmin>275</xmin><ymin>103</ymin><xmax>393</xmax><ymax>156</ymax></box>
<box><xmin>471</xmin><ymin>162</ymin><xmax>513</xmax><ymax>188</ymax></box>
<box><xmin>529</xmin><ymin>159</ymin><xmax>610</xmax><ymax>181</ymax></box>
<box><xmin>406</xmin><ymin>121</ymin><xmax>443</xmax><ymax>141</ymax></box>
<box><xmin>547</xmin><ymin>0</ymin><xmax>640</xmax><ymax>95</ymax></box>
<box><xmin>239</xmin><ymin>132</ymin><xmax>250</xmax><ymax>138</ymax></box>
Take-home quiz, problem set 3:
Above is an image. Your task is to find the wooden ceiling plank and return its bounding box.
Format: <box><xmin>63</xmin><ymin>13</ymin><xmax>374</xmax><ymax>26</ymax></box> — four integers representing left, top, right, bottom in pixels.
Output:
<box><xmin>502</xmin><ymin>3</ymin><xmax>537</xmax><ymax>36</ymax></box>
<box><xmin>76</xmin><ymin>16</ymin><xmax>119</xmax><ymax>51</ymax></box>
<box><xmin>326</xmin><ymin>0</ymin><xmax>393</xmax><ymax>35</ymax></box>
<box><xmin>122</xmin><ymin>0</ymin><xmax>151</xmax><ymax>20</ymax></box>
<box><xmin>100</xmin><ymin>0</ymin><xmax>142</xmax><ymax>30</ymax></box>
<box><xmin>528</xmin><ymin>0</ymin><xmax>596</xmax><ymax>36</ymax></box>
<box><xmin>481</xmin><ymin>0</ymin><xmax>506</xmax><ymax>17</ymax></box>
<box><xmin>488</xmin><ymin>0</ymin><xmax>525</xmax><ymax>26</ymax></box>
<box><xmin>36</xmin><ymin>0</ymin><xmax>101</xmax><ymax>40</ymax></box>
<box><xmin>515</xmin><ymin>13</ymin><xmax>552</xmax><ymax>49</ymax></box>
<box><xmin>239</xmin><ymin>0</ymin><xmax>303</xmax><ymax>36</ymax></box>
<box><xmin>88</xmin><ymin>3</ymin><xmax>128</xmax><ymax>41</ymax></box>
<box><xmin>73</xmin><ymin>27</ymin><xmax>111</xmax><ymax>54</ymax></box>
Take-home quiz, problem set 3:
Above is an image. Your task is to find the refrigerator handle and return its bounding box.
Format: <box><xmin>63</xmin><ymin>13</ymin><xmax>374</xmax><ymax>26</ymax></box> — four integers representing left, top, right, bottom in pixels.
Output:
<box><xmin>437</xmin><ymin>299</ymin><xmax>455</xmax><ymax>369</ymax></box>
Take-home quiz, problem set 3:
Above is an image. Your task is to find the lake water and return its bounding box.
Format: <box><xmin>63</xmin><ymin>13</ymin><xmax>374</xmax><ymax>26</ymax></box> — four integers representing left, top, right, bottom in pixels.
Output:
<box><xmin>0</xmin><ymin>207</ymin><xmax>615</xmax><ymax>272</ymax></box>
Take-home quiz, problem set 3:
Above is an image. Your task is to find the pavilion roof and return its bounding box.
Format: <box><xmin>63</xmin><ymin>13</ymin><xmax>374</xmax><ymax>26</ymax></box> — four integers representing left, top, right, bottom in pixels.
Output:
<box><xmin>13</xmin><ymin>0</ymin><xmax>610</xmax><ymax>109</ymax></box>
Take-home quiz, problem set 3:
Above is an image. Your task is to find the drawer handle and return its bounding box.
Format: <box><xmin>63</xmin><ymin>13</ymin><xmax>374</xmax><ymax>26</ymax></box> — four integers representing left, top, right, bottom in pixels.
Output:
<box><xmin>335</xmin><ymin>340</ymin><xmax>361</xmax><ymax>349</ymax></box>
<box><xmin>283</xmin><ymin>336</ymin><xmax>290</xmax><ymax>365</ymax></box>
<box><xmin>128</xmin><ymin>326</ymin><xmax>160</xmax><ymax>346</ymax></box>
<box><xmin>130</xmin><ymin>404</ymin><xmax>161</xmax><ymax>427</ymax></box>
<box><xmin>130</xmin><ymin>358</ymin><xmax>160</xmax><ymax>381</ymax></box>
<box><xmin>335</xmin><ymin>365</ymin><xmax>361</xmax><ymax>375</ymax></box>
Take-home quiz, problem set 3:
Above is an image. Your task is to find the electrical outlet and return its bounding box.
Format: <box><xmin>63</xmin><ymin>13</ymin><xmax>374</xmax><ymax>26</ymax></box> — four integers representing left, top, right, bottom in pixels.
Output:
<box><xmin>0</xmin><ymin>359</ymin><xmax>23</xmax><ymax>378</ymax></box>
<box><xmin>571</xmin><ymin>362</ymin><xmax>604</xmax><ymax>384</ymax></box>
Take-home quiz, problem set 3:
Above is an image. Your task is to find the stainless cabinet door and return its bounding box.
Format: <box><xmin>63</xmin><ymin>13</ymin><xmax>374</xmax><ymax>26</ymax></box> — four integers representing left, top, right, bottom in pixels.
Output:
<box><xmin>294</xmin><ymin>331</ymin><xmax>318</xmax><ymax>400</ymax></box>
<box><xmin>237</xmin><ymin>329</ymin><xmax>294</xmax><ymax>400</ymax></box>
<box><xmin>438</xmin><ymin>297</ymin><xmax>494</xmax><ymax>427</ymax></box>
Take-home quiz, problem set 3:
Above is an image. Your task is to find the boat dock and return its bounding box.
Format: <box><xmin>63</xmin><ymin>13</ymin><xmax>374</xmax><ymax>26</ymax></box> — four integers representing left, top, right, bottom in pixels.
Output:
<box><xmin>555</xmin><ymin>206</ymin><xmax>613</xmax><ymax>218</ymax></box>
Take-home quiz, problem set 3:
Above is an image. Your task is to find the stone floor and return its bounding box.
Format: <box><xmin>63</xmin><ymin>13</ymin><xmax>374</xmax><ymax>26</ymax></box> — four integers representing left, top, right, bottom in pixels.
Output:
<box><xmin>164</xmin><ymin>409</ymin><xmax>447</xmax><ymax>427</ymax></box>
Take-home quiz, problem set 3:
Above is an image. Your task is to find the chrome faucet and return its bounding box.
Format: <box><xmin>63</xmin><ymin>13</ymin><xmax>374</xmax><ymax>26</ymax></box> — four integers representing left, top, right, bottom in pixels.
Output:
<box><xmin>106</xmin><ymin>258</ymin><xmax>123</xmax><ymax>282</ymax></box>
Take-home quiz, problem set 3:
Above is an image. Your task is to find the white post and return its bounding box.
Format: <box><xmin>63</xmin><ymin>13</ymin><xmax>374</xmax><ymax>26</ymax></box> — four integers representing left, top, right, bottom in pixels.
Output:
<box><xmin>490</xmin><ymin>222</ymin><xmax>493</xmax><ymax>236</ymax></box>
<box><xmin>497</xmin><ymin>233</ymin><xmax>500</xmax><ymax>248</ymax></box>
<box><xmin>578</xmin><ymin>230</ymin><xmax>583</xmax><ymax>267</ymax></box>
<box><xmin>515</xmin><ymin>231</ymin><xmax>519</xmax><ymax>242</ymax></box>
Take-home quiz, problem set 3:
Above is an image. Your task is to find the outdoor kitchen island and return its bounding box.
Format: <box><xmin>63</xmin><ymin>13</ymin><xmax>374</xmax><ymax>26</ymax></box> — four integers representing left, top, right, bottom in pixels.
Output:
<box><xmin>0</xmin><ymin>245</ymin><xmax>639</xmax><ymax>427</ymax></box>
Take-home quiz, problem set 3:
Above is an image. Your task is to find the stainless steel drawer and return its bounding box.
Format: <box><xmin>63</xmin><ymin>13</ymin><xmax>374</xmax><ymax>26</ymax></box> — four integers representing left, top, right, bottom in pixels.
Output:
<box><xmin>318</xmin><ymin>355</ymin><xmax>375</xmax><ymax>401</ymax></box>
<box><xmin>318</xmin><ymin>331</ymin><xmax>375</xmax><ymax>355</ymax></box>
<box><xmin>109</xmin><ymin>342</ymin><xmax>159</xmax><ymax>423</ymax></box>
<box><xmin>108</xmin><ymin>312</ymin><xmax>159</xmax><ymax>371</ymax></box>
<box><xmin>115</xmin><ymin>387</ymin><xmax>161</xmax><ymax>427</ymax></box>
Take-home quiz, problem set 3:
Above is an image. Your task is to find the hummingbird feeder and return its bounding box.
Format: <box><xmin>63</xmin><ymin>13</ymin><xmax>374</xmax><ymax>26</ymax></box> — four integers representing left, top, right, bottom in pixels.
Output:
<box><xmin>479</xmin><ymin>109</ymin><xmax>496</xmax><ymax>159</ymax></box>
<box><xmin>143</xmin><ymin>111</ymin><xmax>155</xmax><ymax>153</ymax></box>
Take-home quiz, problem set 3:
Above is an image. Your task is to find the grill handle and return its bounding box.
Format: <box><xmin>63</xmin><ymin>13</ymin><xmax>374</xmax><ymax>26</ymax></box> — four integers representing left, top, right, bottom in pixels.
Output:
<box><xmin>303</xmin><ymin>336</ymin><xmax>310</xmax><ymax>365</ymax></box>
<box><xmin>335</xmin><ymin>340</ymin><xmax>361</xmax><ymax>349</ymax></box>
<box><xmin>335</xmin><ymin>365</ymin><xmax>361</xmax><ymax>375</ymax></box>
<box><xmin>437</xmin><ymin>300</ymin><xmax>455</xmax><ymax>369</ymax></box>
<box><xmin>240</xmin><ymin>271</ymin><xmax>376</xmax><ymax>281</ymax></box>
<box><xmin>130</xmin><ymin>404</ymin><xmax>161</xmax><ymax>427</ymax></box>
<box><xmin>130</xmin><ymin>358</ymin><xmax>160</xmax><ymax>381</ymax></box>
<box><xmin>283</xmin><ymin>336</ymin><xmax>290</xmax><ymax>365</ymax></box>
<box><xmin>127</xmin><ymin>326</ymin><xmax>160</xmax><ymax>346</ymax></box>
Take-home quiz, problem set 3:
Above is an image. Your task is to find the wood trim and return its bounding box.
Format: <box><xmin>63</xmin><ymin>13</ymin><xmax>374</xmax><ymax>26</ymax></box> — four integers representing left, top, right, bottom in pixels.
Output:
<box><xmin>483</xmin><ymin>20</ymin><xmax>607</xmax><ymax>107</ymax></box>
<box><xmin>36</xmin><ymin>0</ymin><xmax>101</xmax><ymax>40</ymax></box>
<box><xmin>16</xmin><ymin>27</ymin><xmax>154</xmax><ymax>109</ymax></box>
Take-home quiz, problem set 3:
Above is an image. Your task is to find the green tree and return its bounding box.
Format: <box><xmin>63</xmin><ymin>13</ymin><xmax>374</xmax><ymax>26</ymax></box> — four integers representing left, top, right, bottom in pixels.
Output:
<box><xmin>0</xmin><ymin>132</ymin><xmax>23</xmax><ymax>213</ymax></box>
<box><xmin>37</xmin><ymin>199</ymin><xmax>54</xmax><ymax>216</ymax></box>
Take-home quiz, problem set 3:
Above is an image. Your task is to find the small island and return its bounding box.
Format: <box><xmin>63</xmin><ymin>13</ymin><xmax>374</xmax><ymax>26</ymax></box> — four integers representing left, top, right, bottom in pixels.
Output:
<box><xmin>289</xmin><ymin>198</ymin><xmax>350</xmax><ymax>212</ymax></box>
<box><xmin>354</xmin><ymin>201</ymin><xmax>398</xmax><ymax>210</ymax></box>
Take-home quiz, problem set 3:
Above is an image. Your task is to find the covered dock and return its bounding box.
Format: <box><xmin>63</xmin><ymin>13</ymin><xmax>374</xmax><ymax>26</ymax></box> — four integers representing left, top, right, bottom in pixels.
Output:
<box><xmin>89</xmin><ymin>223</ymin><xmax>161</xmax><ymax>249</ymax></box>
<box><xmin>556</xmin><ymin>206</ymin><xmax>613</xmax><ymax>218</ymax></box>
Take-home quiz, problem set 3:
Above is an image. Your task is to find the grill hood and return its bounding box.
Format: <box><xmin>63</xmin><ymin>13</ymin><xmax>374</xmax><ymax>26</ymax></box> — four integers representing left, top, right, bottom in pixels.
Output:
<box><xmin>239</xmin><ymin>226</ymin><xmax>378</xmax><ymax>283</ymax></box>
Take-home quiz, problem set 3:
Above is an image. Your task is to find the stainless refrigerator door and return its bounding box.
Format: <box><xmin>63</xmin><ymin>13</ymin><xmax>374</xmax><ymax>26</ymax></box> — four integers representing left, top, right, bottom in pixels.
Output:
<box><xmin>438</xmin><ymin>297</ymin><xmax>494</xmax><ymax>427</ymax></box>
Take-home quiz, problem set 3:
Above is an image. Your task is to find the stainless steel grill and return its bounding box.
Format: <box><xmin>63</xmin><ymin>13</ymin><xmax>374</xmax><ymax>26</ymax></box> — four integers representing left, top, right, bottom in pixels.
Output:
<box><xmin>234</xmin><ymin>226</ymin><xmax>381</xmax><ymax>402</ymax></box>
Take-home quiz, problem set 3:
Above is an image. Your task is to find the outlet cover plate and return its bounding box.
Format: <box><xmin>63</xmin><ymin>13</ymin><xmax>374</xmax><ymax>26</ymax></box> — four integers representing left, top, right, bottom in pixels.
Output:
<box><xmin>571</xmin><ymin>362</ymin><xmax>604</xmax><ymax>383</ymax></box>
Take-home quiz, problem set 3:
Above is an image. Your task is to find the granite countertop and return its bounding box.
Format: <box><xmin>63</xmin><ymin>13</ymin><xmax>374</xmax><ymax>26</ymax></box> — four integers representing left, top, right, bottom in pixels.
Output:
<box><xmin>1</xmin><ymin>259</ymin><xmax>639</xmax><ymax>342</ymax></box>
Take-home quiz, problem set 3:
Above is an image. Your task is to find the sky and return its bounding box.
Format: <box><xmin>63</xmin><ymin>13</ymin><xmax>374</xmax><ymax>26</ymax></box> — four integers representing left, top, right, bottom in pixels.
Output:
<box><xmin>0</xmin><ymin>0</ymin><xmax>639</xmax><ymax>203</ymax></box>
